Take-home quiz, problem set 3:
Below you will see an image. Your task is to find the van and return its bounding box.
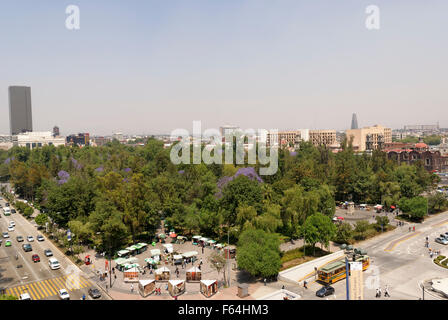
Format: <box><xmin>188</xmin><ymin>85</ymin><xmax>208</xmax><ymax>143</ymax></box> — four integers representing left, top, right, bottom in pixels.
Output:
<box><xmin>48</xmin><ymin>257</ymin><xmax>60</xmax><ymax>270</ymax></box>
<box><xmin>3</xmin><ymin>207</ymin><xmax>11</xmax><ymax>216</ymax></box>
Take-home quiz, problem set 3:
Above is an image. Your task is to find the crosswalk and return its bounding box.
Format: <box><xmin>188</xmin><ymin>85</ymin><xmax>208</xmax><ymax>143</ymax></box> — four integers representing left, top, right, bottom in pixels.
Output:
<box><xmin>5</xmin><ymin>275</ymin><xmax>92</xmax><ymax>300</ymax></box>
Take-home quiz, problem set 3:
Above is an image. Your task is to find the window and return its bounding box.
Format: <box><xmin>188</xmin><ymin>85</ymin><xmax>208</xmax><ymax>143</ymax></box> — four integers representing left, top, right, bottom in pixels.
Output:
<box><xmin>425</xmin><ymin>158</ymin><xmax>431</xmax><ymax>166</ymax></box>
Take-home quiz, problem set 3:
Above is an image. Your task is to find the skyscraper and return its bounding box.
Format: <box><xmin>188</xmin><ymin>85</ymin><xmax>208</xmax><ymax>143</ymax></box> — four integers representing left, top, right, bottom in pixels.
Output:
<box><xmin>351</xmin><ymin>113</ymin><xmax>358</xmax><ymax>130</ymax></box>
<box><xmin>9</xmin><ymin>86</ymin><xmax>33</xmax><ymax>135</ymax></box>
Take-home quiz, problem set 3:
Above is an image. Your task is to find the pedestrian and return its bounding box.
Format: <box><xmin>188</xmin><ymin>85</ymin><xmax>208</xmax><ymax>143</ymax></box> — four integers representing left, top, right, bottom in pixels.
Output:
<box><xmin>202</xmin><ymin>246</ymin><xmax>204</xmax><ymax>254</ymax></box>
<box><xmin>384</xmin><ymin>285</ymin><xmax>390</xmax><ymax>297</ymax></box>
<box><xmin>378</xmin><ymin>287</ymin><xmax>382</xmax><ymax>297</ymax></box>
<box><xmin>304</xmin><ymin>281</ymin><xmax>308</xmax><ymax>289</ymax></box>
<box><xmin>264</xmin><ymin>278</ymin><xmax>267</xmax><ymax>286</ymax></box>
<box><xmin>114</xmin><ymin>274</ymin><xmax>117</xmax><ymax>280</ymax></box>
<box><xmin>409</xmin><ymin>226</ymin><xmax>411</xmax><ymax>232</ymax></box>
<box><xmin>200</xmin><ymin>259</ymin><xmax>203</xmax><ymax>266</ymax></box>
<box><xmin>282</xmin><ymin>285</ymin><xmax>285</xmax><ymax>290</ymax></box>
<box><xmin>375</xmin><ymin>288</ymin><xmax>379</xmax><ymax>298</ymax></box>
<box><xmin>131</xmin><ymin>284</ymin><xmax>134</xmax><ymax>293</ymax></box>
<box><xmin>413</xmin><ymin>226</ymin><xmax>415</xmax><ymax>232</ymax></box>
<box><xmin>112</xmin><ymin>267</ymin><xmax>115</xmax><ymax>274</ymax></box>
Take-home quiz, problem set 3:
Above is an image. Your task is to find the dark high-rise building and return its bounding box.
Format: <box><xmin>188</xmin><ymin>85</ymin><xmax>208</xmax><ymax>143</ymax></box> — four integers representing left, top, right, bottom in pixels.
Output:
<box><xmin>53</xmin><ymin>126</ymin><xmax>60</xmax><ymax>137</ymax></box>
<box><xmin>351</xmin><ymin>113</ymin><xmax>358</xmax><ymax>130</ymax></box>
<box><xmin>9</xmin><ymin>86</ymin><xmax>33</xmax><ymax>135</ymax></box>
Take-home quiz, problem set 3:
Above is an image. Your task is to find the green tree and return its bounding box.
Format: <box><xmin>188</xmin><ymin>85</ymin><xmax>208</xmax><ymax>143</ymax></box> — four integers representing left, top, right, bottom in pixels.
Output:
<box><xmin>34</xmin><ymin>213</ymin><xmax>49</xmax><ymax>226</ymax></box>
<box><xmin>334</xmin><ymin>222</ymin><xmax>354</xmax><ymax>244</ymax></box>
<box><xmin>237</xmin><ymin>229</ymin><xmax>281</xmax><ymax>278</ymax></box>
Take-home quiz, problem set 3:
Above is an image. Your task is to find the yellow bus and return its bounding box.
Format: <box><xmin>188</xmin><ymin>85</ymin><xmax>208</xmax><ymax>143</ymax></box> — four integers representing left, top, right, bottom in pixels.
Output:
<box><xmin>317</xmin><ymin>255</ymin><xmax>370</xmax><ymax>285</ymax></box>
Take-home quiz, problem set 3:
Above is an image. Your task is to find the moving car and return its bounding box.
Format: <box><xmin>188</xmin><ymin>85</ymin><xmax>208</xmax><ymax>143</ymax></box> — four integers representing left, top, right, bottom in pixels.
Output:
<box><xmin>435</xmin><ymin>237</ymin><xmax>448</xmax><ymax>245</ymax></box>
<box><xmin>5</xmin><ymin>240</ymin><xmax>12</xmax><ymax>247</ymax></box>
<box><xmin>16</xmin><ymin>236</ymin><xmax>24</xmax><ymax>242</ymax></box>
<box><xmin>19</xmin><ymin>293</ymin><xmax>31</xmax><ymax>300</ymax></box>
<box><xmin>316</xmin><ymin>286</ymin><xmax>335</xmax><ymax>297</ymax></box>
<box><xmin>88</xmin><ymin>288</ymin><xmax>102</xmax><ymax>299</ymax></box>
<box><xmin>37</xmin><ymin>235</ymin><xmax>44</xmax><ymax>242</ymax></box>
<box><xmin>44</xmin><ymin>249</ymin><xmax>53</xmax><ymax>257</ymax></box>
<box><xmin>49</xmin><ymin>257</ymin><xmax>60</xmax><ymax>270</ymax></box>
<box><xmin>58</xmin><ymin>289</ymin><xmax>70</xmax><ymax>300</ymax></box>
<box><xmin>32</xmin><ymin>254</ymin><xmax>40</xmax><ymax>262</ymax></box>
<box><xmin>7</xmin><ymin>226</ymin><xmax>14</xmax><ymax>232</ymax></box>
<box><xmin>22</xmin><ymin>243</ymin><xmax>32</xmax><ymax>252</ymax></box>
<box><xmin>3</xmin><ymin>232</ymin><xmax>9</xmax><ymax>238</ymax></box>
<box><xmin>27</xmin><ymin>236</ymin><xmax>34</xmax><ymax>242</ymax></box>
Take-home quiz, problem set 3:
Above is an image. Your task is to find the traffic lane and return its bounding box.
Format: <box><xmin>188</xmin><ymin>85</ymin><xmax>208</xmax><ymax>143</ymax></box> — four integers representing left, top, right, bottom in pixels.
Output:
<box><xmin>0</xmin><ymin>210</ymin><xmax>69</xmax><ymax>283</ymax></box>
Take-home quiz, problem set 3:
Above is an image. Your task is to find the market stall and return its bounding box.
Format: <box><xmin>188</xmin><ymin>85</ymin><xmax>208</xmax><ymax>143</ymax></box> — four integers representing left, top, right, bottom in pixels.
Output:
<box><xmin>123</xmin><ymin>267</ymin><xmax>139</xmax><ymax>282</ymax></box>
<box><xmin>114</xmin><ymin>257</ymin><xmax>128</xmax><ymax>271</ymax></box>
<box><xmin>215</xmin><ymin>243</ymin><xmax>224</xmax><ymax>251</ymax></box>
<box><xmin>123</xmin><ymin>262</ymin><xmax>140</xmax><ymax>271</ymax></box>
<box><xmin>168</xmin><ymin>280</ymin><xmax>185</xmax><ymax>297</ymax></box>
<box><xmin>173</xmin><ymin>254</ymin><xmax>183</xmax><ymax>265</ymax></box>
<box><xmin>163</xmin><ymin>243</ymin><xmax>174</xmax><ymax>254</ymax></box>
<box><xmin>126</xmin><ymin>246</ymin><xmax>137</xmax><ymax>256</ymax></box>
<box><xmin>176</xmin><ymin>236</ymin><xmax>187</xmax><ymax>244</ymax></box>
<box><xmin>145</xmin><ymin>257</ymin><xmax>158</xmax><ymax>267</ymax></box>
<box><xmin>207</xmin><ymin>240</ymin><xmax>216</xmax><ymax>248</ymax></box>
<box><xmin>155</xmin><ymin>266</ymin><xmax>171</xmax><ymax>281</ymax></box>
<box><xmin>199</xmin><ymin>237</ymin><xmax>209</xmax><ymax>246</ymax></box>
<box><xmin>200</xmin><ymin>280</ymin><xmax>218</xmax><ymax>298</ymax></box>
<box><xmin>182</xmin><ymin>251</ymin><xmax>198</xmax><ymax>263</ymax></box>
<box><xmin>158</xmin><ymin>233</ymin><xmax>167</xmax><ymax>243</ymax></box>
<box><xmin>138</xmin><ymin>279</ymin><xmax>155</xmax><ymax>297</ymax></box>
<box><xmin>186</xmin><ymin>266</ymin><xmax>201</xmax><ymax>282</ymax></box>
<box><xmin>150</xmin><ymin>249</ymin><xmax>162</xmax><ymax>263</ymax></box>
<box><xmin>192</xmin><ymin>235</ymin><xmax>201</xmax><ymax>245</ymax></box>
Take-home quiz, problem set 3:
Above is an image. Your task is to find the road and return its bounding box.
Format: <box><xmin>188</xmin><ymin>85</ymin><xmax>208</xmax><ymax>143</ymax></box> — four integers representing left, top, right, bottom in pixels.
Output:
<box><xmin>295</xmin><ymin>211</ymin><xmax>448</xmax><ymax>300</ymax></box>
<box><xmin>0</xmin><ymin>196</ymin><xmax>108</xmax><ymax>300</ymax></box>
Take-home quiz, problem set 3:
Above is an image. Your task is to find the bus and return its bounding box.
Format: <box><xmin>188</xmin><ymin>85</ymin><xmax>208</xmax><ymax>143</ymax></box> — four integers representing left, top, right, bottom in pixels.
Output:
<box><xmin>3</xmin><ymin>207</ymin><xmax>11</xmax><ymax>216</ymax></box>
<box><xmin>317</xmin><ymin>255</ymin><xmax>370</xmax><ymax>285</ymax></box>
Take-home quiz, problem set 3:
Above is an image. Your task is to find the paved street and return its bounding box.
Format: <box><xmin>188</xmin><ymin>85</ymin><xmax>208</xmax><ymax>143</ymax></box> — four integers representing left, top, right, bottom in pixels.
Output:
<box><xmin>0</xmin><ymin>196</ymin><xmax>108</xmax><ymax>300</ymax></box>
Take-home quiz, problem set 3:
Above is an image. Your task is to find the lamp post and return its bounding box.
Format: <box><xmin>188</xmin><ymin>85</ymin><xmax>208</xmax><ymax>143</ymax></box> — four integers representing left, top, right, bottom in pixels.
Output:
<box><xmin>345</xmin><ymin>257</ymin><xmax>350</xmax><ymax>300</ymax></box>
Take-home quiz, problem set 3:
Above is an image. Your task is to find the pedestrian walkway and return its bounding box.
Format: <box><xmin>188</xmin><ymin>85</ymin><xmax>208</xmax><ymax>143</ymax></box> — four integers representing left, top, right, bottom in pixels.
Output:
<box><xmin>5</xmin><ymin>274</ymin><xmax>92</xmax><ymax>300</ymax></box>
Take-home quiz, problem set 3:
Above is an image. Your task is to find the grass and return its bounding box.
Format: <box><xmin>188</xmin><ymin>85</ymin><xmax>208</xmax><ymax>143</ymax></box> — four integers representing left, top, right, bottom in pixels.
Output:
<box><xmin>433</xmin><ymin>255</ymin><xmax>448</xmax><ymax>269</ymax></box>
<box><xmin>280</xmin><ymin>245</ymin><xmax>330</xmax><ymax>271</ymax></box>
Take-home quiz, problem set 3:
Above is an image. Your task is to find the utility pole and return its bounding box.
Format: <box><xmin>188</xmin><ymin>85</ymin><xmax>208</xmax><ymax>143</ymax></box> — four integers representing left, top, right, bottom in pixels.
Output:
<box><xmin>345</xmin><ymin>257</ymin><xmax>350</xmax><ymax>300</ymax></box>
<box><xmin>227</xmin><ymin>226</ymin><xmax>230</xmax><ymax>287</ymax></box>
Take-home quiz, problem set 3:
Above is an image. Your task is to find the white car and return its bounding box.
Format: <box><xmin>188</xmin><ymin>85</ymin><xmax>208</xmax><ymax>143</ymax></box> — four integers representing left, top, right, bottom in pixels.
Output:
<box><xmin>2</xmin><ymin>232</ymin><xmax>9</xmax><ymax>238</ymax></box>
<box><xmin>9</xmin><ymin>221</ymin><xmax>15</xmax><ymax>227</ymax></box>
<box><xmin>19</xmin><ymin>293</ymin><xmax>31</xmax><ymax>300</ymax></box>
<box><xmin>27</xmin><ymin>236</ymin><xmax>34</xmax><ymax>242</ymax></box>
<box><xmin>58</xmin><ymin>289</ymin><xmax>70</xmax><ymax>300</ymax></box>
<box><xmin>7</xmin><ymin>226</ymin><xmax>14</xmax><ymax>232</ymax></box>
<box><xmin>435</xmin><ymin>237</ymin><xmax>448</xmax><ymax>245</ymax></box>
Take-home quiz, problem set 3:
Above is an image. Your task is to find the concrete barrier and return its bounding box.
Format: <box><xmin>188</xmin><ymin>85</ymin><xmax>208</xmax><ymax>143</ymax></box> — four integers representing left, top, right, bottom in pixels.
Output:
<box><xmin>278</xmin><ymin>250</ymin><xmax>345</xmax><ymax>285</ymax></box>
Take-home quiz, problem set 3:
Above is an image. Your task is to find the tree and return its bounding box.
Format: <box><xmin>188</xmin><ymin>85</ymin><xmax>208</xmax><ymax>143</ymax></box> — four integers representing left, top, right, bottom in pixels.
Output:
<box><xmin>237</xmin><ymin>229</ymin><xmax>281</xmax><ymax>278</ymax></box>
<box><xmin>207</xmin><ymin>252</ymin><xmax>227</xmax><ymax>286</ymax></box>
<box><xmin>354</xmin><ymin>220</ymin><xmax>370</xmax><ymax>240</ymax></box>
<box><xmin>34</xmin><ymin>213</ymin><xmax>49</xmax><ymax>226</ymax></box>
<box><xmin>302</xmin><ymin>213</ymin><xmax>337</xmax><ymax>254</ymax></box>
<box><xmin>334</xmin><ymin>222</ymin><xmax>354</xmax><ymax>244</ymax></box>
<box><xmin>428</xmin><ymin>192</ymin><xmax>448</xmax><ymax>214</ymax></box>
<box><xmin>23</xmin><ymin>206</ymin><xmax>34</xmax><ymax>218</ymax></box>
<box><xmin>399</xmin><ymin>196</ymin><xmax>428</xmax><ymax>221</ymax></box>
<box><xmin>374</xmin><ymin>216</ymin><xmax>389</xmax><ymax>232</ymax></box>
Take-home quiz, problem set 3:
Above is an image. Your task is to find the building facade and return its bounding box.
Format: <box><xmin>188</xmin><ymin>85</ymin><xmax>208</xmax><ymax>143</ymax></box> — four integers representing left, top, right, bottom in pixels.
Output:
<box><xmin>346</xmin><ymin>125</ymin><xmax>392</xmax><ymax>152</ymax></box>
<box><xmin>12</xmin><ymin>131</ymin><xmax>65</xmax><ymax>149</ymax></box>
<box><xmin>309</xmin><ymin>130</ymin><xmax>337</xmax><ymax>147</ymax></box>
<box><xmin>9</xmin><ymin>86</ymin><xmax>33</xmax><ymax>135</ymax></box>
<box><xmin>66</xmin><ymin>133</ymin><xmax>90</xmax><ymax>146</ymax></box>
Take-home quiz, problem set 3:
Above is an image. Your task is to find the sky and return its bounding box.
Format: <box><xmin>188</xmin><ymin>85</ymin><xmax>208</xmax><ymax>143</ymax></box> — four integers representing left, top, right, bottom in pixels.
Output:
<box><xmin>0</xmin><ymin>0</ymin><xmax>447</xmax><ymax>136</ymax></box>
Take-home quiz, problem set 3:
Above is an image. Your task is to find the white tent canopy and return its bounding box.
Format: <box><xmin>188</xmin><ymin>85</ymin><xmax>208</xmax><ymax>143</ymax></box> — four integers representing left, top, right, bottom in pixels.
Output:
<box><xmin>155</xmin><ymin>266</ymin><xmax>170</xmax><ymax>274</ymax></box>
<box><xmin>150</xmin><ymin>249</ymin><xmax>161</xmax><ymax>257</ymax></box>
<box><xmin>139</xmin><ymin>279</ymin><xmax>155</xmax><ymax>286</ymax></box>
<box><xmin>169</xmin><ymin>279</ymin><xmax>185</xmax><ymax>286</ymax></box>
<box><xmin>182</xmin><ymin>251</ymin><xmax>199</xmax><ymax>258</ymax></box>
<box><xmin>173</xmin><ymin>254</ymin><xmax>183</xmax><ymax>260</ymax></box>
<box><xmin>163</xmin><ymin>244</ymin><xmax>173</xmax><ymax>253</ymax></box>
<box><xmin>200</xmin><ymin>280</ymin><xmax>217</xmax><ymax>286</ymax></box>
<box><xmin>187</xmin><ymin>266</ymin><xmax>201</xmax><ymax>273</ymax></box>
<box><xmin>199</xmin><ymin>237</ymin><xmax>208</xmax><ymax>242</ymax></box>
<box><xmin>192</xmin><ymin>235</ymin><xmax>202</xmax><ymax>240</ymax></box>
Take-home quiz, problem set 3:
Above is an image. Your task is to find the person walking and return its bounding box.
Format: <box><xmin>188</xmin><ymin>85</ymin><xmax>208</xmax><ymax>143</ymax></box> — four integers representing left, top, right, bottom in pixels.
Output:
<box><xmin>131</xmin><ymin>284</ymin><xmax>134</xmax><ymax>293</ymax></box>
<box><xmin>384</xmin><ymin>285</ymin><xmax>390</xmax><ymax>297</ymax></box>
<box><xmin>378</xmin><ymin>287</ymin><xmax>382</xmax><ymax>297</ymax></box>
<box><xmin>303</xmin><ymin>281</ymin><xmax>308</xmax><ymax>289</ymax></box>
<box><xmin>375</xmin><ymin>288</ymin><xmax>379</xmax><ymax>298</ymax></box>
<box><xmin>202</xmin><ymin>246</ymin><xmax>204</xmax><ymax>254</ymax></box>
<box><xmin>264</xmin><ymin>278</ymin><xmax>267</xmax><ymax>286</ymax></box>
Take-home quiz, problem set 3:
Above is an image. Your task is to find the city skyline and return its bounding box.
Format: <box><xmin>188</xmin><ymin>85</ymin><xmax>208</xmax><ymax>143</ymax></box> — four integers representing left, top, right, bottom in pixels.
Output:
<box><xmin>1</xmin><ymin>1</ymin><xmax>448</xmax><ymax>136</ymax></box>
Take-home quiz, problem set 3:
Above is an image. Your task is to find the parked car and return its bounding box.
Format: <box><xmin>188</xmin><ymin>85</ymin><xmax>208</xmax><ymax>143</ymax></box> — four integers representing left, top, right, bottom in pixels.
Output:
<box><xmin>58</xmin><ymin>289</ymin><xmax>70</xmax><ymax>300</ymax></box>
<box><xmin>88</xmin><ymin>288</ymin><xmax>102</xmax><ymax>299</ymax></box>
<box><xmin>7</xmin><ymin>226</ymin><xmax>14</xmax><ymax>232</ymax></box>
<box><xmin>32</xmin><ymin>254</ymin><xmax>40</xmax><ymax>262</ymax></box>
<box><xmin>37</xmin><ymin>235</ymin><xmax>44</xmax><ymax>242</ymax></box>
<box><xmin>44</xmin><ymin>249</ymin><xmax>53</xmax><ymax>257</ymax></box>
<box><xmin>27</xmin><ymin>236</ymin><xmax>34</xmax><ymax>242</ymax></box>
<box><xmin>9</xmin><ymin>221</ymin><xmax>15</xmax><ymax>227</ymax></box>
<box><xmin>19</xmin><ymin>293</ymin><xmax>31</xmax><ymax>300</ymax></box>
<box><xmin>49</xmin><ymin>257</ymin><xmax>60</xmax><ymax>270</ymax></box>
<box><xmin>3</xmin><ymin>232</ymin><xmax>9</xmax><ymax>238</ymax></box>
<box><xmin>16</xmin><ymin>236</ymin><xmax>24</xmax><ymax>242</ymax></box>
<box><xmin>435</xmin><ymin>237</ymin><xmax>448</xmax><ymax>245</ymax></box>
<box><xmin>5</xmin><ymin>240</ymin><xmax>12</xmax><ymax>247</ymax></box>
<box><xmin>22</xmin><ymin>243</ymin><xmax>32</xmax><ymax>252</ymax></box>
<box><xmin>316</xmin><ymin>286</ymin><xmax>335</xmax><ymax>297</ymax></box>
<box><xmin>11</xmin><ymin>209</ymin><xmax>16</xmax><ymax>214</ymax></box>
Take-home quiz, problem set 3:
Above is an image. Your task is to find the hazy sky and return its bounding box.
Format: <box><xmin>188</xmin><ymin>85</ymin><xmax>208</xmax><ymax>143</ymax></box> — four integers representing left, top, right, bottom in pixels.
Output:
<box><xmin>0</xmin><ymin>0</ymin><xmax>447</xmax><ymax>136</ymax></box>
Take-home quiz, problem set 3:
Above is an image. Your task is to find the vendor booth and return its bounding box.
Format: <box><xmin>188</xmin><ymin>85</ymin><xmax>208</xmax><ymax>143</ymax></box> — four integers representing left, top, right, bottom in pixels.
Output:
<box><xmin>150</xmin><ymin>249</ymin><xmax>162</xmax><ymax>262</ymax></box>
<box><xmin>200</xmin><ymin>280</ymin><xmax>218</xmax><ymax>298</ymax></box>
<box><xmin>224</xmin><ymin>246</ymin><xmax>236</xmax><ymax>259</ymax></box>
<box><xmin>158</xmin><ymin>233</ymin><xmax>166</xmax><ymax>243</ymax></box>
<box><xmin>145</xmin><ymin>257</ymin><xmax>158</xmax><ymax>267</ymax></box>
<box><xmin>117</xmin><ymin>249</ymin><xmax>130</xmax><ymax>258</ymax></box>
<box><xmin>134</xmin><ymin>243</ymin><xmax>148</xmax><ymax>254</ymax></box>
<box><xmin>192</xmin><ymin>236</ymin><xmax>201</xmax><ymax>245</ymax></box>
<box><xmin>168</xmin><ymin>280</ymin><xmax>185</xmax><ymax>297</ymax></box>
<box><xmin>114</xmin><ymin>257</ymin><xmax>127</xmax><ymax>271</ymax></box>
<box><xmin>182</xmin><ymin>251</ymin><xmax>198</xmax><ymax>263</ymax></box>
<box><xmin>155</xmin><ymin>266</ymin><xmax>171</xmax><ymax>281</ymax></box>
<box><xmin>123</xmin><ymin>262</ymin><xmax>140</xmax><ymax>271</ymax></box>
<box><xmin>163</xmin><ymin>243</ymin><xmax>174</xmax><ymax>254</ymax></box>
<box><xmin>186</xmin><ymin>266</ymin><xmax>202</xmax><ymax>282</ymax></box>
<box><xmin>199</xmin><ymin>237</ymin><xmax>208</xmax><ymax>246</ymax></box>
<box><xmin>173</xmin><ymin>254</ymin><xmax>183</xmax><ymax>265</ymax></box>
<box><xmin>176</xmin><ymin>236</ymin><xmax>187</xmax><ymax>244</ymax></box>
<box><xmin>123</xmin><ymin>267</ymin><xmax>139</xmax><ymax>282</ymax></box>
<box><xmin>138</xmin><ymin>279</ymin><xmax>155</xmax><ymax>297</ymax></box>
<box><xmin>125</xmin><ymin>246</ymin><xmax>137</xmax><ymax>256</ymax></box>
<box><xmin>207</xmin><ymin>240</ymin><xmax>216</xmax><ymax>248</ymax></box>
<box><xmin>215</xmin><ymin>243</ymin><xmax>224</xmax><ymax>251</ymax></box>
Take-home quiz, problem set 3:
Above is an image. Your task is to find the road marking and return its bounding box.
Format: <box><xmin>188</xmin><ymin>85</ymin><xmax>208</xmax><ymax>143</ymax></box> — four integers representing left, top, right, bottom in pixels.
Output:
<box><xmin>384</xmin><ymin>232</ymin><xmax>421</xmax><ymax>252</ymax></box>
<box><xmin>6</xmin><ymin>275</ymin><xmax>91</xmax><ymax>300</ymax></box>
